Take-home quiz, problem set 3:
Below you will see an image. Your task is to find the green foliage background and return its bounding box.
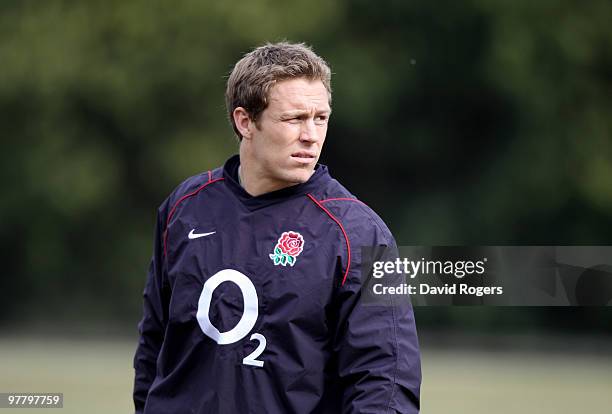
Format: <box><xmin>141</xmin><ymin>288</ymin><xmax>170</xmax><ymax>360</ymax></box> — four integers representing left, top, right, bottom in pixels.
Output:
<box><xmin>1</xmin><ymin>1</ymin><xmax>611</xmax><ymax>333</ymax></box>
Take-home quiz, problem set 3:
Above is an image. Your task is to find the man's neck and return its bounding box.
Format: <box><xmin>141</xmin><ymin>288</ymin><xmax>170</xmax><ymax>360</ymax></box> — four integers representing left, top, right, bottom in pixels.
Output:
<box><xmin>238</xmin><ymin>161</ymin><xmax>297</xmax><ymax>197</ymax></box>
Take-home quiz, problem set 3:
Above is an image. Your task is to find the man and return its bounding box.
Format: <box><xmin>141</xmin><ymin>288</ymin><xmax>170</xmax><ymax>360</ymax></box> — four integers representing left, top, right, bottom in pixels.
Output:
<box><xmin>134</xmin><ymin>42</ymin><xmax>421</xmax><ymax>413</ymax></box>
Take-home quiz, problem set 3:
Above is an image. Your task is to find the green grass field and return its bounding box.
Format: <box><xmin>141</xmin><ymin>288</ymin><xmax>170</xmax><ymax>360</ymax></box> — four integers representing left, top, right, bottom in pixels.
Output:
<box><xmin>0</xmin><ymin>337</ymin><xmax>610</xmax><ymax>413</ymax></box>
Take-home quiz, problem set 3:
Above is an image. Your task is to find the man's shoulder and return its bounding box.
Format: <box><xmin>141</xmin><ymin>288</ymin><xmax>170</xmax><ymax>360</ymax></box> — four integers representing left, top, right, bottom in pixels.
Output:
<box><xmin>158</xmin><ymin>166</ymin><xmax>225</xmax><ymax>215</ymax></box>
<box><xmin>310</xmin><ymin>177</ymin><xmax>395</xmax><ymax>246</ymax></box>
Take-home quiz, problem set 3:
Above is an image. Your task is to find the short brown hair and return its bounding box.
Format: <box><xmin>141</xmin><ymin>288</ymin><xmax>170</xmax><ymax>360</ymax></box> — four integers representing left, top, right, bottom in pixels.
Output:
<box><xmin>225</xmin><ymin>42</ymin><xmax>332</xmax><ymax>140</ymax></box>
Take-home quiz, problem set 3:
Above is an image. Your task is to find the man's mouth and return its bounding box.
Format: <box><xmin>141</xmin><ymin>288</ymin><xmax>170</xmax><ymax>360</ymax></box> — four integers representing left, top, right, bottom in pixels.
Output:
<box><xmin>291</xmin><ymin>151</ymin><xmax>316</xmax><ymax>159</ymax></box>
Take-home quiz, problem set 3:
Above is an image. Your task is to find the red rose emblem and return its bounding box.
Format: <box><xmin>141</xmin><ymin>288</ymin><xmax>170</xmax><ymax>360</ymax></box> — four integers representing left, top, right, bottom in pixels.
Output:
<box><xmin>270</xmin><ymin>231</ymin><xmax>305</xmax><ymax>267</ymax></box>
<box><xmin>278</xmin><ymin>231</ymin><xmax>304</xmax><ymax>257</ymax></box>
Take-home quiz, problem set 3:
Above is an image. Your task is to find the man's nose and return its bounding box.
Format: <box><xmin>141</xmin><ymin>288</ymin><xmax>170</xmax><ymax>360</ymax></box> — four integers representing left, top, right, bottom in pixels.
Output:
<box><xmin>299</xmin><ymin>119</ymin><xmax>318</xmax><ymax>142</ymax></box>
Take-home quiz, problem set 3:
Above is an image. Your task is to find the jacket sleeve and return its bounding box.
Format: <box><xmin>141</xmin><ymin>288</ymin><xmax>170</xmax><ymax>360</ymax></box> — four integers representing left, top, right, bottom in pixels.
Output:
<box><xmin>133</xmin><ymin>205</ymin><xmax>170</xmax><ymax>413</ymax></box>
<box><xmin>333</xmin><ymin>230</ymin><xmax>421</xmax><ymax>413</ymax></box>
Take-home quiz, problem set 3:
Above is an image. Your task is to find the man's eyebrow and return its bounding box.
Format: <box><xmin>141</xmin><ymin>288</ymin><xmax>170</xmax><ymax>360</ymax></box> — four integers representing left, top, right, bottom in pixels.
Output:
<box><xmin>280</xmin><ymin>108</ymin><xmax>332</xmax><ymax>116</ymax></box>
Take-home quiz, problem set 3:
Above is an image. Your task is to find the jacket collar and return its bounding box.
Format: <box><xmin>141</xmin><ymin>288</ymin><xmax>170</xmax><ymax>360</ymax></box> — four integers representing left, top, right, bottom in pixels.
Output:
<box><xmin>222</xmin><ymin>154</ymin><xmax>330</xmax><ymax>211</ymax></box>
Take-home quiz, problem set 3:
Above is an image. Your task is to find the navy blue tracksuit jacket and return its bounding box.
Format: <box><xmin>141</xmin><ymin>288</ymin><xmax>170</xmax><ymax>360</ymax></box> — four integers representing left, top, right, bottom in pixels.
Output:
<box><xmin>134</xmin><ymin>155</ymin><xmax>421</xmax><ymax>413</ymax></box>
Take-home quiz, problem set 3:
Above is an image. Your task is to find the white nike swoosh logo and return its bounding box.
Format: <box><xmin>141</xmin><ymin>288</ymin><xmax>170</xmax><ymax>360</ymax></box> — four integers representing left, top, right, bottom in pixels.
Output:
<box><xmin>188</xmin><ymin>229</ymin><xmax>216</xmax><ymax>239</ymax></box>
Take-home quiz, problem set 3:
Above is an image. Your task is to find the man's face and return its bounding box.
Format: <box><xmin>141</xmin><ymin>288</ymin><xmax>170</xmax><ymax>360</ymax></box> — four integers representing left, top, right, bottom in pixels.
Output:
<box><xmin>246</xmin><ymin>78</ymin><xmax>331</xmax><ymax>188</ymax></box>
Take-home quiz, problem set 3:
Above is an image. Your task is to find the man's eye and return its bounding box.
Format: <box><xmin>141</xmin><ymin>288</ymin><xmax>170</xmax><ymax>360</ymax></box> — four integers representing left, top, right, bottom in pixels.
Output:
<box><xmin>315</xmin><ymin>116</ymin><xmax>328</xmax><ymax>124</ymax></box>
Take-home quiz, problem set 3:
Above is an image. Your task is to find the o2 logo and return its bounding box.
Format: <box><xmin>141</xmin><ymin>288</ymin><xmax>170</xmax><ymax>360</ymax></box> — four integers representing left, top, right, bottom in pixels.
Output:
<box><xmin>196</xmin><ymin>269</ymin><xmax>266</xmax><ymax>367</ymax></box>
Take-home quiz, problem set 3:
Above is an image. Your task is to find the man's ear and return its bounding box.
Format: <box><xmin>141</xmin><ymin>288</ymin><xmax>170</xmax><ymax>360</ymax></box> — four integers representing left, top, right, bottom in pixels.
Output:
<box><xmin>233</xmin><ymin>107</ymin><xmax>253</xmax><ymax>140</ymax></box>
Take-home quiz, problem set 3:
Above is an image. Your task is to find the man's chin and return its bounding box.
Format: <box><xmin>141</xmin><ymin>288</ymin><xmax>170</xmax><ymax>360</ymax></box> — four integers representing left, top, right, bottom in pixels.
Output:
<box><xmin>291</xmin><ymin>168</ymin><xmax>316</xmax><ymax>184</ymax></box>
<box><xmin>278</xmin><ymin>171</ymin><xmax>312</xmax><ymax>187</ymax></box>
